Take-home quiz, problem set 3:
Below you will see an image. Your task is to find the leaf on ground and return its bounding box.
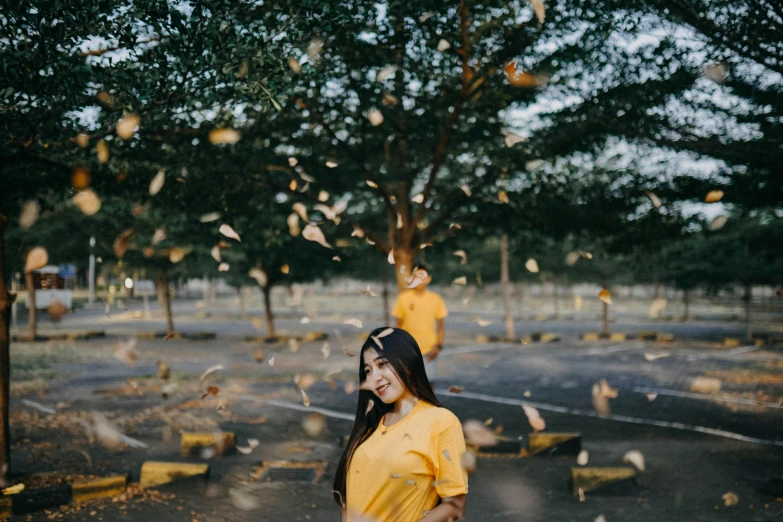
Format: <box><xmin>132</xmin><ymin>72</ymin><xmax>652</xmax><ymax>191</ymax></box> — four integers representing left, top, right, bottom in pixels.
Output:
<box><xmin>199</xmin><ymin>364</ymin><xmax>224</xmax><ymax>386</ymax></box>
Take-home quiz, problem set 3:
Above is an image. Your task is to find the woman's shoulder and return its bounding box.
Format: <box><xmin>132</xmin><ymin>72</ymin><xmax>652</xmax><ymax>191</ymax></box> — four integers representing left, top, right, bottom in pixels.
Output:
<box><xmin>420</xmin><ymin>402</ymin><xmax>462</xmax><ymax>430</ymax></box>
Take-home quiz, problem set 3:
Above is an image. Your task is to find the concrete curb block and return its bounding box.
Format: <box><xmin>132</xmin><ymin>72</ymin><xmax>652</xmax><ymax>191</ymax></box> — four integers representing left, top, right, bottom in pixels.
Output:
<box><xmin>0</xmin><ymin>472</ymin><xmax>129</xmax><ymax>516</ymax></box>
<box><xmin>475</xmin><ymin>333</ymin><xmax>560</xmax><ymax>344</ymax></box>
<box><xmin>473</xmin><ymin>437</ymin><xmax>522</xmax><ymax>457</ymax></box>
<box><xmin>580</xmin><ymin>332</ymin><xmax>674</xmax><ymax>343</ymax></box>
<box><xmin>181</xmin><ymin>432</ymin><xmax>235</xmax><ymax>457</ymax></box>
<box><xmin>527</xmin><ymin>433</ymin><xmax>581</xmax><ymax>456</ymax></box>
<box><xmin>138</xmin><ymin>331</ymin><xmax>217</xmax><ymax>340</ymax></box>
<box><xmin>139</xmin><ymin>462</ymin><xmax>210</xmax><ymax>490</ymax></box>
<box><xmin>71</xmin><ymin>474</ymin><xmax>128</xmax><ymax>503</ymax></box>
<box><xmin>571</xmin><ymin>467</ymin><xmax>637</xmax><ymax>495</ymax></box>
<box><xmin>243</xmin><ymin>331</ymin><xmax>328</xmax><ymax>344</ymax></box>
<box><xmin>11</xmin><ymin>331</ymin><xmax>105</xmax><ymax>342</ymax></box>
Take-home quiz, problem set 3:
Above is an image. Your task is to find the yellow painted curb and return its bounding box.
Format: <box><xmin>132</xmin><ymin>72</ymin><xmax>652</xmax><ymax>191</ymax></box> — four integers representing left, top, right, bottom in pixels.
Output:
<box><xmin>539</xmin><ymin>333</ymin><xmax>560</xmax><ymax>343</ymax></box>
<box><xmin>655</xmin><ymin>333</ymin><xmax>675</xmax><ymax>343</ymax></box>
<box><xmin>303</xmin><ymin>331</ymin><xmax>327</xmax><ymax>342</ymax></box>
<box><xmin>72</xmin><ymin>475</ymin><xmax>127</xmax><ymax>503</ymax></box>
<box><xmin>139</xmin><ymin>462</ymin><xmax>209</xmax><ymax>490</ymax></box>
<box><xmin>609</xmin><ymin>333</ymin><xmax>626</xmax><ymax>342</ymax></box>
<box><xmin>476</xmin><ymin>334</ymin><xmax>490</xmax><ymax>344</ymax></box>
<box><xmin>581</xmin><ymin>332</ymin><xmax>601</xmax><ymax>341</ymax></box>
<box><xmin>571</xmin><ymin>467</ymin><xmax>635</xmax><ymax>495</ymax></box>
<box><xmin>723</xmin><ymin>338</ymin><xmax>741</xmax><ymax>348</ymax></box>
<box><xmin>181</xmin><ymin>432</ymin><xmax>235</xmax><ymax>457</ymax></box>
<box><xmin>527</xmin><ymin>433</ymin><xmax>581</xmax><ymax>456</ymax></box>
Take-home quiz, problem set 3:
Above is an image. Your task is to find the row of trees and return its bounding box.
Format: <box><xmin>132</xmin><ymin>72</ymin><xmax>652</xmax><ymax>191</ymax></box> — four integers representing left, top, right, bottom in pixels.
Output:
<box><xmin>1</xmin><ymin>0</ymin><xmax>781</xmax><ymax>479</ymax></box>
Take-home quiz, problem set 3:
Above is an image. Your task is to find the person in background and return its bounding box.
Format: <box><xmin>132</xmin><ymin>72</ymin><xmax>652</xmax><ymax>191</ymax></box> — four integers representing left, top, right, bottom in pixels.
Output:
<box><xmin>333</xmin><ymin>328</ymin><xmax>468</xmax><ymax>522</ymax></box>
<box><xmin>392</xmin><ymin>264</ymin><xmax>447</xmax><ymax>382</ymax></box>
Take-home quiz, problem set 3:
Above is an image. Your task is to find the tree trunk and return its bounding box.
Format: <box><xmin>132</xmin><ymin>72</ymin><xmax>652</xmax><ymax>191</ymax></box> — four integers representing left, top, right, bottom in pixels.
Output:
<box><xmin>262</xmin><ymin>284</ymin><xmax>276</xmax><ymax>338</ymax></box>
<box><xmin>392</xmin><ymin>248</ymin><xmax>415</xmax><ymax>291</ymax></box>
<box><xmin>501</xmin><ymin>234</ymin><xmax>514</xmax><ymax>339</ymax></box>
<box><xmin>554</xmin><ymin>282</ymin><xmax>561</xmax><ymax>320</ymax></box>
<box><xmin>0</xmin><ymin>216</ymin><xmax>14</xmax><ymax>481</ymax></box>
<box><xmin>381</xmin><ymin>268</ymin><xmax>391</xmax><ymax>326</ymax></box>
<box><xmin>25</xmin><ymin>270</ymin><xmax>36</xmax><ymax>339</ymax></box>
<box><xmin>744</xmin><ymin>283</ymin><xmax>753</xmax><ymax>340</ymax></box>
<box><xmin>156</xmin><ymin>267</ymin><xmax>175</xmax><ymax>336</ymax></box>
<box><xmin>683</xmin><ymin>288</ymin><xmax>690</xmax><ymax>321</ymax></box>
<box><xmin>236</xmin><ymin>286</ymin><xmax>247</xmax><ymax>320</ymax></box>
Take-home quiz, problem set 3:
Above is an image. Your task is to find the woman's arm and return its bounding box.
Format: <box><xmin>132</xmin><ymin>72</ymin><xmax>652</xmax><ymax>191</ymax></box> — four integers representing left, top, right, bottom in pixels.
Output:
<box><xmin>417</xmin><ymin>494</ymin><xmax>466</xmax><ymax>521</ymax></box>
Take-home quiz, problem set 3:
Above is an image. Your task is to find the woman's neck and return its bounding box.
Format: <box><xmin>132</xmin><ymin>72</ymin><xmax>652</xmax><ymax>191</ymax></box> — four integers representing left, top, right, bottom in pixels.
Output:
<box><xmin>392</xmin><ymin>393</ymin><xmax>419</xmax><ymax>417</ymax></box>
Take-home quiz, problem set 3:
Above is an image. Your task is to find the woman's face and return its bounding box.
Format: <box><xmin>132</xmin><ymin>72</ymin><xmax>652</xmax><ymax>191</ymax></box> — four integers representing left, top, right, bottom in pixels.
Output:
<box><xmin>362</xmin><ymin>347</ymin><xmax>407</xmax><ymax>404</ymax></box>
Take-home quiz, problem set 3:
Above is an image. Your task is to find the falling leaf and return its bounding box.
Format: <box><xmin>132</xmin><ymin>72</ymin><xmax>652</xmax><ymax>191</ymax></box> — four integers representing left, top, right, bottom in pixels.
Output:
<box><xmin>75</xmin><ymin>133</ymin><xmax>90</xmax><ymax>148</ymax></box>
<box><xmin>410</xmin><ymin>193</ymin><xmax>425</xmax><ymax>204</ymax></box>
<box><xmin>113</xmin><ymin>338</ymin><xmax>137</xmax><ymax>366</ymax></box>
<box><xmin>383</xmin><ymin>93</ymin><xmax>398</xmax><ymax>106</ymax></box>
<box><xmin>643</xmin><ymin>352</ymin><xmax>671</xmax><ymax>361</ymax></box>
<box><xmin>236</xmin><ymin>438</ymin><xmax>260</xmax><ymax>455</ymax></box>
<box><xmin>705</xmin><ymin>190</ymin><xmax>724</xmax><ymax>203</ymax></box>
<box><xmin>504</xmin><ymin>62</ymin><xmax>549</xmax><ymax>87</ymax></box>
<box><xmin>254</xmin><ymin>349</ymin><xmax>265</xmax><ymax>363</ymax></box>
<box><xmin>300</xmin><ymin>413</ymin><xmax>326</xmax><ymax>437</ymax></box>
<box><xmin>96</xmin><ymin>140</ymin><xmax>109</xmax><ymax>163</ymax></box>
<box><xmin>461</xmin><ymin>451</ymin><xmax>477</xmax><ymax>474</ymax></box>
<box><xmin>249</xmin><ymin>268</ymin><xmax>267</xmax><ymax>287</ymax></box>
<box><xmin>268</xmin><ymin>357</ymin><xmax>275</xmax><ymax>367</ymax></box>
<box><xmin>300</xmin><ymin>389</ymin><xmax>310</xmax><ymax>407</ymax></box>
<box><xmin>565</xmin><ymin>251</ymin><xmax>580</xmax><ymax>266</ymax></box>
<box><xmin>452</xmin><ymin>276</ymin><xmax>467</xmax><ymax>286</ymax></box>
<box><xmin>288</xmin><ymin>57</ymin><xmax>301</xmax><ymax>74</ymax></box>
<box><xmin>594</xmin><ymin>517</ymin><xmax>607</xmax><ymax>522</ymax></box>
<box><xmin>377</xmin><ymin>328</ymin><xmax>394</xmax><ymax>339</ymax></box>
<box><xmin>302</xmin><ymin>224</ymin><xmax>332</xmax><ymax>248</ymax></box>
<box><xmin>437</xmin><ymin>39</ymin><xmax>451</xmax><ymax>51</ymax></box>
<box><xmin>289</xmin><ymin>338</ymin><xmax>300</xmax><ymax>353</ymax></box>
<box><xmin>504</xmin><ymin>133</ymin><xmax>526</xmax><ymax>147</ymax></box>
<box><xmin>645</xmin><ymin>393</ymin><xmax>657</xmax><ymax>402</ymax></box>
<box><xmin>623</xmin><ymin>450</ymin><xmax>645</xmax><ymax>471</ymax></box>
<box><xmin>462</xmin><ymin>420</ymin><xmax>497</xmax><ymax>447</ymax></box>
<box><xmin>577</xmin><ymin>450</ymin><xmax>589</xmax><ymax>466</ymax></box>
<box><xmin>23</xmin><ymin>246</ymin><xmax>47</xmax><ymax>273</ymax></box>
<box><xmin>321</xmin><ymin>342</ymin><xmax>331</xmax><ymax>360</ymax></box>
<box><xmin>199</xmin><ymin>364</ymin><xmax>224</xmax><ymax>386</ymax></box>
<box><xmin>72</xmin><ymin>189</ymin><xmax>101</xmax><ymax>215</ymax></box>
<box><xmin>453</xmin><ymin>250</ymin><xmax>468</xmax><ymax>266</ymax></box>
<box><xmin>218</xmin><ymin>263</ymin><xmax>229</xmax><ymax>271</ymax></box>
<box><xmin>647</xmin><ymin>298</ymin><xmax>667</xmax><ymax>318</ymax></box>
<box><xmin>151</xmin><ymin>228</ymin><xmax>166</xmax><ymax>245</ymax></box>
<box><xmin>419</xmin><ymin>12</ymin><xmax>434</xmax><ymax>22</ymax></box>
<box><xmin>209</xmin><ymin>128</ymin><xmax>241</xmax><ymax>145</ymax></box>
<box><xmin>281</xmin><ymin>265</ymin><xmax>290</xmax><ymax>275</ymax></box>
<box><xmin>343</xmin><ymin>318</ymin><xmax>363</xmax><ymax>329</ymax></box>
<box><xmin>498</xmin><ymin>191</ymin><xmax>509</xmax><ymax>203</ymax></box>
<box><xmin>368</xmin><ymin>109</ymin><xmax>384</xmax><ymax>126</ymax></box>
<box><xmin>71</xmin><ymin>167</ymin><xmax>91</xmax><ymax>189</ymax></box>
<box><xmin>219</xmin><ymin>224</ymin><xmax>241</xmax><ymax>242</ymax></box>
<box><xmin>343</xmin><ymin>347</ymin><xmax>357</xmax><ymax>357</ymax></box>
<box><xmin>592</xmin><ymin>379</ymin><xmax>617</xmax><ymax>417</ymax></box>
<box><xmin>722</xmin><ymin>492</ymin><xmax>738</xmax><ymax>507</ymax></box>
<box><xmin>286</xmin><ymin>213</ymin><xmax>301</xmax><ymax>237</ymax></box>
<box><xmin>292</xmin><ymin>202</ymin><xmax>309</xmax><ymax>222</ymax></box>
<box><xmin>458</xmin><ymin>184</ymin><xmax>472</xmax><ymax>197</ymax></box>
<box><xmin>525</xmin><ymin>258</ymin><xmax>539</xmax><ymax>273</ymax></box>
<box><xmin>113</xmin><ymin>229</ymin><xmax>133</xmax><ymax>259</ymax></box>
<box><xmin>477</xmin><ymin>319</ymin><xmax>491</xmax><ymax>327</ymax></box>
<box><xmin>710</xmin><ymin>215</ymin><xmax>728</xmax><ymax>231</ymax></box>
<box><xmin>578</xmin><ymin>487</ymin><xmax>585</xmax><ymax>502</ymax></box>
<box><xmin>375</xmin><ymin>65</ymin><xmax>398</xmax><ymax>82</ymax></box>
<box><xmin>116</xmin><ymin>113</ymin><xmax>140</xmax><ymax>140</ymax></box>
<box><xmin>524</xmin><ymin>390</ymin><xmax>531</xmax><ymax>397</ymax></box>
<box><xmin>209</xmin><ymin>246</ymin><xmax>221</xmax><ymax>263</ymax></box>
<box><xmin>703</xmin><ymin>63</ymin><xmax>729</xmax><ymax>83</ymax></box>
<box><xmin>149</xmin><ymin>170</ymin><xmax>165</xmax><ymax>196</ymax></box>
<box><xmin>645</xmin><ymin>191</ymin><xmax>662</xmax><ymax>208</ymax></box>
<box><xmin>522</xmin><ymin>405</ymin><xmax>546</xmax><ymax>433</ymax></box>
<box><xmin>2</xmin><ymin>483</ymin><xmax>24</xmax><ymax>495</ymax></box>
<box><xmin>598</xmin><ymin>289</ymin><xmax>612</xmax><ymax>305</ymax></box>
<box><xmin>19</xmin><ymin>201</ymin><xmax>40</xmax><ymax>229</ymax></box>
<box><xmin>200</xmin><ymin>212</ymin><xmax>221</xmax><ymax>223</ymax></box>
<box><xmin>88</xmin><ymin>411</ymin><xmax>147</xmax><ymax>449</ymax></box>
<box><xmin>366</xmin><ymin>180</ymin><xmax>378</xmax><ymax>189</ymax></box>
<box><xmin>529</xmin><ymin>0</ymin><xmax>545</xmax><ymax>23</ymax></box>
<box><xmin>449</xmin><ymin>386</ymin><xmax>464</xmax><ymax>394</ymax></box>
<box><xmin>525</xmin><ymin>159</ymin><xmax>544</xmax><ymax>171</ymax></box>
<box><xmin>169</xmin><ymin>248</ymin><xmax>187</xmax><ymax>263</ymax></box>
<box><xmin>326</xmin><ymin>160</ymin><xmax>338</xmax><ymax>168</ymax></box>
<box><xmin>318</xmin><ymin>190</ymin><xmax>330</xmax><ymax>202</ymax></box>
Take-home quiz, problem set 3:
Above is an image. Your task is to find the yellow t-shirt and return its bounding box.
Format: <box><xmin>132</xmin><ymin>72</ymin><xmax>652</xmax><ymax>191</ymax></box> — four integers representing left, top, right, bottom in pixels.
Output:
<box><xmin>346</xmin><ymin>400</ymin><xmax>468</xmax><ymax>522</ymax></box>
<box><xmin>392</xmin><ymin>290</ymin><xmax>448</xmax><ymax>355</ymax></box>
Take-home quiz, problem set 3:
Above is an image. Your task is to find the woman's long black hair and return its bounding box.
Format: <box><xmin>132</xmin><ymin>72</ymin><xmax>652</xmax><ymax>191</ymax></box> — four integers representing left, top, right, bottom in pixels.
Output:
<box><xmin>332</xmin><ymin>327</ymin><xmax>443</xmax><ymax>507</ymax></box>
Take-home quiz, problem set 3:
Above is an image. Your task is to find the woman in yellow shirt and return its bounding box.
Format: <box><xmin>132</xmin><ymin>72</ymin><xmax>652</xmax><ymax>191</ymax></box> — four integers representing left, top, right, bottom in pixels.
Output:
<box><xmin>333</xmin><ymin>327</ymin><xmax>469</xmax><ymax>522</ymax></box>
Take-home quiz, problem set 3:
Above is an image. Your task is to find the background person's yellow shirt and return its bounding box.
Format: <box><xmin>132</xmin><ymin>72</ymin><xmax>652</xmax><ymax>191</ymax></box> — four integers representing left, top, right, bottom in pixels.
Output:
<box><xmin>392</xmin><ymin>290</ymin><xmax>448</xmax><ymax>355</ymax></box>
<box><xmin>346</xmin><ymin>400</ymin><xmax>468</xmax><ymax>522</ymax></box>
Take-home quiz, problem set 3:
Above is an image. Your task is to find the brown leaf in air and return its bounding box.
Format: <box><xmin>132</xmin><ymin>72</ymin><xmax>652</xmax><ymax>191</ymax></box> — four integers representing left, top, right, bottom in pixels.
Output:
<box><xmin>705</xmin><ymin>190</ymin><xmax>724</xmax><ymax>203</ymax></box>
<box><xmin>116</xmin><ymin>113</ymin><xmax>139</xmax><ymax>140</ymax></box>
<box><xmin>25</xmin><ymin>247</ymin><xmax>48</xmax><ymax>273</ymax></box>
<box><xmin>73</xmin><ymin>189</ymin><xmax>101</xmax><ymax>215</ymax></box>
<box><xmin>113</xmin><ymin>230</ymin><xmax>133</xmax><ymax>259</ymax></box>
<box><xmin>19</xmin><ymin>200</ymin><xmax>40</xmax><ymax>229</ymax></box>
<box><xmin>209</xmin><ymin>128</ymin><xmax>241</xmax><ymax>145</ymax></box>
<box><xmin>96</xmin><ymin>140</ymin><xmax>109</xmax><ymax>163</ymax></box>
